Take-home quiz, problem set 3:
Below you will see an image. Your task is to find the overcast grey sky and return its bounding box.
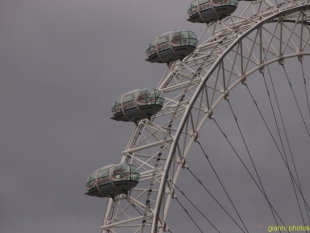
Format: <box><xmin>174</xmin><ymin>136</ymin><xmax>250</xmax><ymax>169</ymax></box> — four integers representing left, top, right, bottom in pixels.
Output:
<box><xmin>1</xmin><ymin>1</ymin><xmax>310</xmax><ymax>233</ymax></box>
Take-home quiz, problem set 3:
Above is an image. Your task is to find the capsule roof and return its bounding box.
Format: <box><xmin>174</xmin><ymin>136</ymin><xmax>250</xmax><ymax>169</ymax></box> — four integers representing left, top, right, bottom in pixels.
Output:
<box><xmin>146</xmin><ymin>30</ymin><xmax>198</xmax><ymax>64</ymax></box>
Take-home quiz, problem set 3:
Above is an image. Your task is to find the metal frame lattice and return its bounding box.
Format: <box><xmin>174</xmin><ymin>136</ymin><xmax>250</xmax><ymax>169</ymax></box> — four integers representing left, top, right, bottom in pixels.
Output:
<box><xmin>102</xmin><ymin>1</ymin><xmax>310</xmax><ymax>232</ymax></box>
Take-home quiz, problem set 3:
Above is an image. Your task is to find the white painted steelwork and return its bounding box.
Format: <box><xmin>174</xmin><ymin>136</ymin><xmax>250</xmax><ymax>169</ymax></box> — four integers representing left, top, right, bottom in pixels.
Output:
<box><xmin>101</xmin><ymin>1</ymin><xmax>310</xmax><ymax>232</ymax></box>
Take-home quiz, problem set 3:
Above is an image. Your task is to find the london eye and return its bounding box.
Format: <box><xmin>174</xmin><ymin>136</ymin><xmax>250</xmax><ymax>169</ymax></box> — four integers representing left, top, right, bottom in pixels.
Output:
<box><xmin>86</xmin><ymin>1</ymin><xmax>310</xmax><ymax>232</ymax></box>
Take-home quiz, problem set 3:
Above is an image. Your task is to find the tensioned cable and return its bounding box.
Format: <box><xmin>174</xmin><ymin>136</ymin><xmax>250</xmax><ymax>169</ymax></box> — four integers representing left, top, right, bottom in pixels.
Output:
<box><xmin>260</xmin><ymin>72</ymin><xmax>289</xmax><ymax>163</ymax></box>
<box><xmin>281</xmin><ymin>64</ymin><xmax>310</xmax><ymax>138</ymax></box>
<box><xmin>226</xmin><ymin>99</ymin><xmax>281</xmax><ymax>230</ymax></box>
<box><xmin>186</xmin><ymin>167</ymin><xmax>247</xmax><ymax>233</ymax></box>
<box><xmin>212</xmin><ymin>118</ymin><xmax>288</xmax><ymax>228</ymax></box>
<box><xmin>260</xmin><ymin>71</ymin><xmax>306</xmax><ymax>228</ymax></box>
<box><xmin>174</xmin><ymin>197</ymin><xmax>204</xmax><ymax>233</ymax></box>
<box><xmin>264</xmin><ymin>47</ymin><xmax>309</xmax><ymax>215</ymax></box>
<box><xmin>245</xmin><ymin>84</ymin><xmax>310</xmax><ymax>213</ymax></box>
<box><xmin>265</xmin><ymin>63</ymin><xmax>310</xmax><ymax>223</ymax></box>
<box><xmin>300</xmin><ymin>60</ymin><xmax>310</xmax><ymax>116</ymax></box>
<box><xmin>196</xmin><ymin>140</ymin><xmax>249</xmax><ymax>233</ymax></box>
<box><xmin>169</xmin><ymin>179</ymin><xmax>221</xmax><ymax>233</ymax></box>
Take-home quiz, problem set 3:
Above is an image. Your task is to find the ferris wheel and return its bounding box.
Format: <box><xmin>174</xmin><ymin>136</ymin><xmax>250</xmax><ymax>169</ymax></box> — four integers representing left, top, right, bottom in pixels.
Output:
<box><xmin>86</xmin><ymin>0</ymin><xmax>310</xmax><ymax>232</ymax></box>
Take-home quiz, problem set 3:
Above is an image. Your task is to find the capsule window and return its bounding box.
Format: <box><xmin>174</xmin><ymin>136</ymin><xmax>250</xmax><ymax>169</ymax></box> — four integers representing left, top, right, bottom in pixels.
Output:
<box><xmin>137</xmin><ymin>89</ymin><xmax>154</xmax><ymax>105</ymax></box>
<box><xmin>112</xmin><ymin>96</ymin><xmax>122</xmax><ymax>114</ymax></box>
<box><xmin>156</xmin><ymin>97</ymin><xmax>165</xmax><ymax>106</ymax></box>
<box><xmin>112</xmin><ymin>164</ymin><xmax>133</xmax><ymax>181</ymax></box>
<box><xmin>157</xmin><ymin>36</ymin><xmax>169</xmax><ymax>50</ymax></box>
<box><xmin>123</xmin><ymin>94</ymin><xmax>134</xmax><ymax>103</ymax></box>
<box><xmin>188</xmin><ymin>0</ymin><xmax>198</xmax><ymax>15</ymax></box>
<box><xmin>137</xmin><ymin>89</ymin><xmax>151</xmax><ymax>105</ymax></box>
<box><xmin>150</xmin><ymin>40</ymin><xmax>156</xmax><ymax>46</ymax></box>
<box><xmin>145</xmin><ymin>89</ymin><xmax>155</xmax><ymax>104</ymax></box>
<box><xmin>190</xmin><ymin>38</ymin><xmax>197</xmax><ymax>46</ymax></box>
<box><xmin>111</xmin><ymin>104</ymin><xmax>118</xmax><ymax>114</ymax></box>
<box><xmin>137</xmin><ymin>90</ymin><xmax>147</xmax><ymax>104</ymax></box>
<box><xmin>180</xmin><ymin>31</ymin><xmax>188</xmax><ymax>38</ymax></box>
<box><xmin>129</xmin><ymin>165</ymin><xmax>140</xmax><ymax>182</ymax></box>
<box><xmin>146</xmin><ymin>46</ymin><xmax>154</xmax><ymax>55</ymax></box>
<box><xmin>179</xmin><ymin>31</ymin><xmax>189</xmax><ymax>46</ymax></box>
<box><xmin>86</xmin><ymin>171</ymin><xmax>96</xmax><ymax>189</ymax></box>
<box><xmin>200</xmin><ymin>0</ymin><xmax>210</xmax><ymax>11</ymax></box>
<box><xmin>98</xmin><ymin>168</ymin><xmax>109</xmax><ymax>178</ymax></box>
<box><xmin>157</xmin><ymin>35</ymin><xmax>170</xmax><ymax>51</ymax></box>
<box><xmin>112</xmin><ymin>164</ymin><xmax>124</xmax><ymax>180</ymax></box>
<box><xmin>121</xmin><ymin>94</ymin><xmax>135</xmax><ymax>110</ymax></box>
<box><xmin>146</xmin><ymin>39</ymin><xmax>156</xmax><ymax>56</ymax></box>
<box><xmin>159</xmin><ymin>35</ymin><xmax>169</xmax><ymax>44</ymax></box>
<box><xmin>172</xmin><ymin>38</ymin><xmax>181</xmax><ymax>46</ymax></box>
<box><xmin>188</xmin><ymin>5</ymin><xmax>197</xmax><ymax>16</ymax></box>
<box><xmin>96</xmin><ymin>168</ymin><xmax>110</xmax><ymax>186</ymax></box>
<box><xmin>154</xmin><ymin>89</ymin><xmax>165</xmax><ymax>105</ymax></box>
<box><xmin>213</xmin><ymin>0</ymin><xmax>223</xmax><ymax>5</ymax></box>
<box><xmin>171</xmin><ymin>32</ymin><xmax>181</xmax><ymax>45</ymax></box>
<box><xmin>231</xmin><ymin>0</ymin><xmax>238</xmax><ymax>6</ymax></box>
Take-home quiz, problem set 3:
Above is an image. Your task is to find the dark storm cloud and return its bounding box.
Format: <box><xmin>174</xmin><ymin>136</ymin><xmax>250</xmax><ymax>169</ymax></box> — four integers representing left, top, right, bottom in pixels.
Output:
<box><xmin>1</xmin><ymin>1</ymin><xmax>309</xmax><ymax>233</ymax></box>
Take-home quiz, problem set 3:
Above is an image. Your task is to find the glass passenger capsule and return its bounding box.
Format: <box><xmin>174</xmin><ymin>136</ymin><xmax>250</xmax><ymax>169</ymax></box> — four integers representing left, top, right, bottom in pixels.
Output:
<box><xmin>187</xmin><ymin>0</ymin><xmax>239</xmax><ymax>23</ymax></box>
<box><xmin>111</xmin><ymin>88</ymin><xmax>165</xmax><ymax>122</ymax></box>
<box><xmin>146</xmin><ymin>30</ymin><xmax>198</xmax><ymax>64</ymax></box>
<box><xmin>85</xmin><ymin>163</ymin><xmax>140</xmax><ymax>198</ymax></box>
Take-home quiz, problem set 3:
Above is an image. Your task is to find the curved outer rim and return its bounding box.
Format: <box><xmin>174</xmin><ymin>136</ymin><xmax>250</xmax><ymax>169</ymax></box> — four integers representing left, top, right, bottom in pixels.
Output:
<box><xmin>151</xmin><ymin>4</ymin><xmax>310</xmax><ymax>233</ymax></box>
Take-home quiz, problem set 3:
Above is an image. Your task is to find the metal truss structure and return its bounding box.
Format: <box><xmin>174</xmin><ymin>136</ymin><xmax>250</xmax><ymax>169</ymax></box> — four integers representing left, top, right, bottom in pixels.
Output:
<box><xmin>102</xmin><ymin>1</ymin><xmax>310</xmax><ymax>232</ymax></box>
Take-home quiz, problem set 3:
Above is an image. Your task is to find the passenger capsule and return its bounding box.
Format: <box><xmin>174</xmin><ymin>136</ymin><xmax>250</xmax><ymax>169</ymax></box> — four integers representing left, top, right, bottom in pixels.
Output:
<box><xmin>146</xmin><ymin>30</ymin><xmax>198</xmax><ymax>64</ymax></box>
<box><xmin>111</xmin><ymin>88</ymin><xmax>164</xmax><ymax>122</ymax></box>
<box><xmin>187</xmin><ymin>0</ymin><xmax>239</xmax><ymax>23</ymax></box>
<box><xmin>85</xmin><ymin>163</ymin><xmax>140</xmax><ymax>198</ymax></box>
